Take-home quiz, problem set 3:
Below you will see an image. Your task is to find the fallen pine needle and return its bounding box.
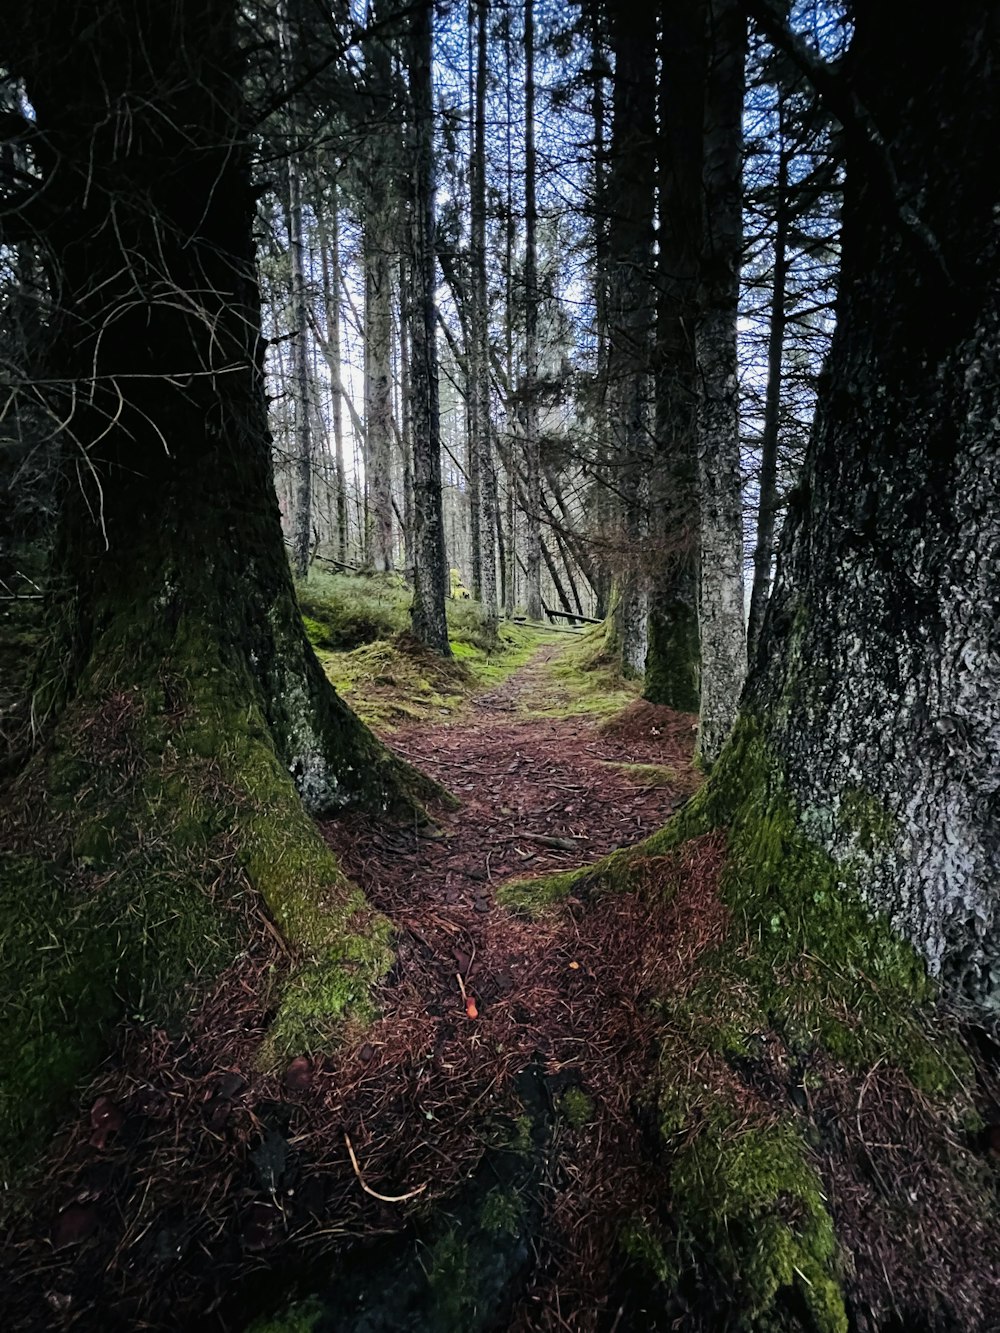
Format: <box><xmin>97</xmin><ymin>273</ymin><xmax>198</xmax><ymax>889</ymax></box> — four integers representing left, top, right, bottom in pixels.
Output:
<box><xmin>344</xmin><ymin>1132</ymin><xmax>428</xmax><ymax>1204</ymax></box>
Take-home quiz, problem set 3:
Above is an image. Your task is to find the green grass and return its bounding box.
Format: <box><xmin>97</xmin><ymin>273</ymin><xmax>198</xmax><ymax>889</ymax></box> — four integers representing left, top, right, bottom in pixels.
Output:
<box><xmin>299</xmin><ymin>571</ymin><xmax>541</xmax><ymax>728</ymax></box>
<box><xmin>515</xmin><ymin>623</ymin><xmax>638</xmax><ymax>720</ymax></box>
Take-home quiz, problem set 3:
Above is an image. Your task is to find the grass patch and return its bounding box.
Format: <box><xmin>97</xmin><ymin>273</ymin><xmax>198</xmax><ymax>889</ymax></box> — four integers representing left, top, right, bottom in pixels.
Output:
<box><xmin>517</xmin><ymin>623</ymin><xmax>637</xmax><ymax>720</ymax></box>
<box><xmin>303</xmin><ymin>572</ymin><xmax>541</xmax><ymax>728</ymax></box>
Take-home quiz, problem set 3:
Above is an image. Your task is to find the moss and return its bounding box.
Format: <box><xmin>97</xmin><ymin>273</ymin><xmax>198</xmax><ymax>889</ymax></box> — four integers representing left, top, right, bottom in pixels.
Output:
<box><xmin>258</xmin><ymin>914</ymin><xmax>394</xmax><ymax>1065</ymax></box>
<box><xmin>479</xmin><ymin>1186</ymin><xmax>525</xmax><ymax>1236</ymax></box>
<box><xmin>619</xmin><ymin>1217</ymin><xmax>677</xmax><ymax>1288</ymax></box>
<box><xmin>837</xmin><ymin>785</ymin><xmax>897</xmax><ymax>855</ymax></box>
<box><xmin>0</xmin><ymin>654</ymin><xmax>397</xmax><ymax>1173</ymax></box>
<box><xmin>328</xmin><ymin>622</ymin><xmax>539</xmax><ymax>730</ymax></box>
<box><xmin>424</xmin><ymin>1228</ymin><xmax>476</xmax><ymax>1327</ymax></box>
<box><xmin>496</xmin><ymin>866</ymin><xmax>580</xmax><ymax>914</ymax></box>
<box><xmin>558</xmin><ymin>1086</ymin><xmax>595</xmax><ymax>1128</ymax></box>
<box><xmin>665</xmin><ymin>1107</ymin><xmax>848</xmax><ymax>1333</ymax></box>
<box><xmin>611</xmin><ymin>762</ymin><xmax>679</xmax><ymax>787</ymax></box>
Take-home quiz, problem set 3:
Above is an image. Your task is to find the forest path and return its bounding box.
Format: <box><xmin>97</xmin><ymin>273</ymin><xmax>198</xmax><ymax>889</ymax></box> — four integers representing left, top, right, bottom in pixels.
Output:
<box><xmin>324</xmin><ymin>638</ymin><xmax>698</xmax><ymax>927</ymax></box>
<box><xmin>7</xmin><ymin>641</ymin><xmax>718</xmax><ymax>1333</ymax></box>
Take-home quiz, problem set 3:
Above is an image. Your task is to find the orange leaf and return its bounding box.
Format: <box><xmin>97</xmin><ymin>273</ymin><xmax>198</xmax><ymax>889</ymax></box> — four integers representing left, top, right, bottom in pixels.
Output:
<box><xmin>465</xmin><ymin>997</ymin><xmax>479</xmax><ymax>1019</ymax></box>
<box><xmin>568</xmin><ymin>961</ymin><xmax>581</xmax><ymax>971</ymax></box>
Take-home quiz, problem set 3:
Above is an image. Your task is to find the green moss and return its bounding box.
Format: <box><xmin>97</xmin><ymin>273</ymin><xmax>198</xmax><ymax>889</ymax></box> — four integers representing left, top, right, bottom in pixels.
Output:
<box><xmin>479</xmin><ymin>1186</ymin><xmax>525</xmax><ymax>1236</ymax></box>
<box><xmin>558</xmin><ymin>1086</ymin><xmax>595</xmax><ymax>1128</ymax></box>
<box><xmin>424</xmin><ymin>1228</ymin><xmax>475</xmax><ymax>1327</ymax></box>
<box><xmin>327</xmin><ymin>622</ymin><xmax>539</xmax><ymax>730</ymax></box>
<box><xmin>665</xmin><ymin>1107</ymin><xmax>847</xmax><ymax>1333</ymax></box>
<box><xmin>495</xmin><ymin>866</ymin><xmax>580</xmax><ymax>914</ymax></box>
<box><xmin>259</xmin><ymin>913</ymin><xmax>394</xmax><ymax>1065</ymax></box>
<box><xmin>610</xmin><ymin>762</ymin><xmax>679</xmax><ymax>787</ymax></box>
<box><xmin>245</xmin><ymin>1297</ymin><xmax>323</xmax><ymax>1333</ymax></box>
<box><xmin>619</xmin><ymin>1217</ymin><xmax>677</xmax><ymax>1288</ymax></box>
<box><xmin>838</xmin><ymin>785</ymin><xmax>897</xmax><ymax>855</ymax></box>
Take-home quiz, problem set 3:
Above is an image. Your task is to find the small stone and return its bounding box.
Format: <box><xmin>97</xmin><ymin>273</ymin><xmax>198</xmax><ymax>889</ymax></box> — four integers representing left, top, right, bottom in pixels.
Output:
<box><xmin>359</xmin><ymin>1043</ymin><xmax>375</xmax><ymax>1064</ymax></box>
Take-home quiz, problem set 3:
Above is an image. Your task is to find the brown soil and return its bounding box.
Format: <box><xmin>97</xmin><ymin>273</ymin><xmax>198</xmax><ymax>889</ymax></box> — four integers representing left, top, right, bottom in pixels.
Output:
<box><xmin>2</xmin><ymin>643</ymin><xmax>716</xmax><ymax>1332</ymax></box>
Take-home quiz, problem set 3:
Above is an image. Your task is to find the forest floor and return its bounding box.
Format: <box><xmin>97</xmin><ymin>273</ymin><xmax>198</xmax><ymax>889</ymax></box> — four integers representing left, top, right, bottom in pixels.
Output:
<box><xmin>3</xmin><ymin>635</ymin><xmax>720</xmax><ymax>1332</ymax></box>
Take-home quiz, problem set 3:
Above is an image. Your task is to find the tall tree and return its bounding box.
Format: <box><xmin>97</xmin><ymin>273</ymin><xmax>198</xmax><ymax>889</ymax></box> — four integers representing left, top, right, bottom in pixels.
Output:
<box><xmin>407</xmin><ymin>0</ymin><xmax>452</xmax><ymax>654</ymax></box>
<box><xmin>470</xmin><ymin>0</ymin><xmax>499</xmax><ymax>631</ymax></box>
<box><xmin>521</xmin><ymin>0</ymin><xmax>543</xmax><ymax>622</ymax></box>
<box><xmin>278</xmin><ymin>0</ymin><xmax>314</xmax><ymax>578</ymax></box>
<box><xmin>604</xmin><ymin>0</ymin><xmax>657</xmax><ymax>675</ymax></box>
<box><xmin>643</xmin><ymin>0</ymin><xmax>705</xmax><ymax>711</ymax></box>
<box><xmin>696</xmin><ymin>0</ymin><xmax>748</xmax><ymax>763</ymax></box>
<box><xmin>1</xmin><ymin>0</ymin><xmax>425</xmax><ymax>1164</ymax></box>
<box><xmin>746</xmin><ymin>92</ymin><xmax>790</xmax><ymax>660</ymax></box>
<box><xmin>361</xmin><ymin>4</ymin><xmax>398</xmax><ymax>572</ymax></box>
<box><xmin>732</xmin><ymin>0</ymin><xmax>1000</xmax><ymax>1000</ymax></box>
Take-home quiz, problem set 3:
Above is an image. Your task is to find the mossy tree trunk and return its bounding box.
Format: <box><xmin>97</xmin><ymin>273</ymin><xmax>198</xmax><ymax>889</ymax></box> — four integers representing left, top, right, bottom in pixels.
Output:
<box><xmin>1</xmin><ymin>0</ymin><xmax>427</xmax><ymax>1171</ymax></box>
<box><xmin>743</xmin><ymin>2</ymin><xmax>1000</xmax><ymax>1009</ymax></box>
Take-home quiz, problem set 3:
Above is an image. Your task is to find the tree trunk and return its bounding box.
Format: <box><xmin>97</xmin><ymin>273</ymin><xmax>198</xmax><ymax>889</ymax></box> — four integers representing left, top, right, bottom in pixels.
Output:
<box><xmin>1</xmin><ymin>0</ymin><xmax>428</xmax><ymax>1172</ymax></box>
<box><xmin>644</xmin><ymin>0</ymin><xmax>704</xmax><ymax>712</ymax></box>
<box><xmin>471</xmin><ymin>0</ymin><xmax>499</xmax><ymax>632</ymax></box>
<box><xmin>362</xmin><ymin>19</ymin><xmax>397</xmax><ymax>576</ymax></box>
<box><xmin>605</xmin><ymin>0</ymin><xmax>656</xmax><ymax>677</ymax></box>
<box><xmin>406</xmin><ymin>0</ymin><xmax>451</xmax><ymax>655</ymax></box>
<box><xmin>521</xmin><ymin>0</ymin><xmax>543</xmax><ymax>623</ymax></box>
<box><xmin>696</xmin><ymin>0</ymin><xmax>747</xmax><ymax>764</ymax></box>
<box><xmin>278</xmin><ymin>0</ymin><xmax>313</xmax><ymax>579</ymax></box>
<box><xmin>746</xmin><ymin>105</ymin><xmax>790</xmax><ymax>663</ymax></box>
<box><xmin>740</xmin><ymin>2</ymin><xmax>1000</xmax><ymax>1009</ymax></box>
<box><xmin>318</xmin><ymin>177</ymin><xmax>350</xmax><ymax>567</ymax></box>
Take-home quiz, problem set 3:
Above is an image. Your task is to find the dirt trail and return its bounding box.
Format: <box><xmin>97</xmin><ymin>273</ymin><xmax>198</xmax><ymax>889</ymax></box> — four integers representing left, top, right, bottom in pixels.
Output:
<box><xmin>326</xmin><ymin>641</ymin><xmax>698</xmax><ymax>924</ymax></box>
<box><xmin>5</xmin><ymin>642</ymin><xmax>716</xmax><ymax>1333</ymax></box>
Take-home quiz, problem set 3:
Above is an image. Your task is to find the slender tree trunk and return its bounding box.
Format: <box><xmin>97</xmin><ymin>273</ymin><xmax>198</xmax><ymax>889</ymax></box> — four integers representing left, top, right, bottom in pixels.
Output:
<box><xmin>399</xmin><ymin>255</ymin><xmax>416</xmax><ymax>579</ymax></box>
<box><xmin>363</xmin><ymin>203</ymin><xmax>396</xmax><ymax>571</ymax></box>
<box><xmin>471</xmin><ymin>0</ymin><xmax>498</xmax><ymax>630</ymax></box>
<box><xmin>696</xmin><ymin>0</ymin><xmax>747</xmax><ymax>764</ymax></box>
<box><xmin>522</xmin><ymin>0</ymin><xmax>543</xmax><ymax>622</ymax></box>
<box><xmin>605</xmin><ymin>1</ymin><xmax>656</xmax><ymax>676</ymax></box>
<box><xmin>586</xmin><ymin>0</ymin><xmax>613</xmax><ymax>621</ymax></box>
<box><xmin>278</xmin><ymin>0</ymin><xmax>313</xmax><ymax>579</ymax></box>
<box><xmin>318</xmin><ymin>179</ymin><xmax>350</xmax><ymax>567</ymax></box>
<box><xmin>503</xmin><ymin>4</ymin><xmax>517</xmax><ymax>621</ymax></box>
<box><xmin>747</xmin><ymin>107</ymin><xmax>790</xmax><ymax>662</ymax></box>
<box><xmin>644</xmin><ymin>0</ymin><xmax>704</xmax><ymax>711</ymax></box>
<box><xmin>407</xmin><ymin>0</ymin><xmax>451</xmax><ymax>654</ymax></box>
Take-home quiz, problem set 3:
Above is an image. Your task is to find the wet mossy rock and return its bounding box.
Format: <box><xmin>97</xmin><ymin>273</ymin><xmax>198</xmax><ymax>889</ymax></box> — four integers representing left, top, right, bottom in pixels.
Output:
<box><xmin>496</xmin><ymin>716</ymin><xmax>996</xmax><ymax>1330</ymax></box>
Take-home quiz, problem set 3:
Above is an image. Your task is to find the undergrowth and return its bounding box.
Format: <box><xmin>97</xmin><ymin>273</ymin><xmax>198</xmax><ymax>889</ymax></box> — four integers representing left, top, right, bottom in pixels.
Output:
<box><xmin>299</xmin><ymin>571</ymin><xmax>540</xmax><ymax>728</ymax></box>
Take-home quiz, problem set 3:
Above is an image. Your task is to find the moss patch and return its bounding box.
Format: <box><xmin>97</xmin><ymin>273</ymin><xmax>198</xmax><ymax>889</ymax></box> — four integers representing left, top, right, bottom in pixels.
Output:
<box><xmin>324</xmin><ymin>622</ymin><xmax>538</xmax><ymax>730</ymax></box>
<box><xmin>558</xmin><ymin>1086</ymin><xmax>595</xmax><ymax>1128</ymax></box>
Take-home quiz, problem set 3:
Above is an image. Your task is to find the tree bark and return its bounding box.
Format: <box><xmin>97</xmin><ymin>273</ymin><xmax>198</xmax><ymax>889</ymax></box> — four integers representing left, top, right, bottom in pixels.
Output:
<box><xmin>407</xmin><ymin>0</ymin><xmax>451</xmax><ymax>655</ymax></box>
<box><xmin>471</xmin><ymin>0</ymin><xmax>499</xmax><ymax>631</ymax></box>
<box><xmin>743</xmin><ymin>4</ymin><xmax>1000</xmax><ymax>1006</ymax></box>
<box><xmin>696</xmin><ymin>0</ymin><xmax>747</xmax><ymax>764</ymax></box>
<box><xmin>362</xmin><ymin>13</ymin><xmax>397</xmax><ymax>573</ymax></box>
<box><xmin>318</xmin><ymin>177</ymin><xmax>350</xmax><ymax>567</ymax></box>
<box><xmin>278</xmin><ymin>0</ymin><xmax>314</xmax><ymax>579</ymax></box>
